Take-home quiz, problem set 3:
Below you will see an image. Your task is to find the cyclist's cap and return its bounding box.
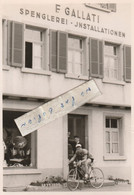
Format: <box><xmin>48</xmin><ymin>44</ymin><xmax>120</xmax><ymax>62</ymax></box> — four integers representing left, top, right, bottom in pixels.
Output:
<box><xmin>76</xmin><ymin>144</ymin><xmax>82</xmax><ymax>148</ymax></box>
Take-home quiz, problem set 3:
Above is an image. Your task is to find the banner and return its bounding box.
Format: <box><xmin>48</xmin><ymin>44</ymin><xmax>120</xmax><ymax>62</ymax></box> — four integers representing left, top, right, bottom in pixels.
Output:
<box><xmin>15</xmin><ymin>80</ymin><xmax>101</xmax><ymax>136</ymax></box>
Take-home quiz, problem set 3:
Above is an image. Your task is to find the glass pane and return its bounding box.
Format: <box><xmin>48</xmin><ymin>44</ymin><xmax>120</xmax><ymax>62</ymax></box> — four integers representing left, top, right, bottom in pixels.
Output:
<box><xmin>112</xmin><ymin>132</ymin><xmax>118</xmax><ymax>142</ymax></box>
<box><xmin>3</xmin><ymin>111</ymin><xmax>35</xmax><ymax>168</ymax></box>
<box><xmin>68</xmin><ymin>37</ymin><xmax>74</xmax><ymax>48</ymax></box>
<box><xmin>106</xmin><ymin>131</ymin><xmax>110</xmax><ymax>142</ymax></box>
<box><xmin>73</xmin><ymin>39</ymin><xmax>81</xmax><ymax>49</ymax></box>
<box><xmin>68</xmin><ymin>50</ymin><xmax>73</xmax><ymax>73</ymax></box>
<box><xmin>25</xmin><ymin>29</ymin><xmax>41</xmax><ymax>41</ymax></box>
<box><xmin>106</xmin><ymin>143</ymin><xmax>110</xmax><ymax>153</ymax></box>
<box><xmin>25</xmin><ymin>42</ymin><xmax>32</xmax><ymax>68</ymax></box>
<box><xmin>35</xmin><ymin>44</ymin><xmax>42</xmax><ymax>57</ymax></box>
<box><xmin>111</xmin><ymin>119</ymin><xmax>117</xmax><ymax>128</ymax></box>
<box><xmin>105</xmin><ymin>45</ymin><xmax>115</xmax><ymax>55</ymax></box>
<box><xmin>106</xmin><ymin>118</ymin><xmax>110</xmax><ymax>128</ymax></box>
<box><xmin>34</xmin><ymin>57</ymin><xmax>42</xmax><ymax>69</ymax></box>
<box><xmin>112</xmin><ymin>143</ymin><xmax>118</xmax><ymax>153</ymax></box>
<box><xmin>68</xmin><ymin>37</ymin><xmax>82</xmax><ymax>49</ymax></box>
<box><xmin>74</xmin><ymin>51</ymin><xmax>81</xmax><ymax>64</ymax></box>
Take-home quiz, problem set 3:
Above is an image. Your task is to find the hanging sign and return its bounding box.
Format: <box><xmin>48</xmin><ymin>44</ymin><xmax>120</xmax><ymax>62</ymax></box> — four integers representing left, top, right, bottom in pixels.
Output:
<box><xmin>15</xmin><ymin>80</ymin><xmax>101</xmax><ymax>136</ymax></box>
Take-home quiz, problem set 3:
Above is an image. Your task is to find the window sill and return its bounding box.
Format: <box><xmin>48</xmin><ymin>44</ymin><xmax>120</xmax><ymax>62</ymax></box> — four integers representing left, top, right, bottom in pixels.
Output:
<box><xmin>2</xmin><ymin>65</ymin><xmax>10</xmax><ymax>71</ymax></box>
<box><xmin>3</xmin><ymin>168</ymin><xmax>42</xmax><ymax>175</ymax></box>
<box><xmin>103</xmin><ymin>155</ymin><xmax>126</xmax><ymax>161</ymax></box>
<box><xmin>21</xmin><ymin>68</ymin><xmax>51</xmax><ymax>76</ymax></box>
<box><xmin>103</xmin><ymin>79</ymin><xmax>125</xmax><ymax>86</ymax></box>
<box><xmin>65</xmin><ymin>73</ymin><xmax>89</xmax><ymax>80</ymax></box>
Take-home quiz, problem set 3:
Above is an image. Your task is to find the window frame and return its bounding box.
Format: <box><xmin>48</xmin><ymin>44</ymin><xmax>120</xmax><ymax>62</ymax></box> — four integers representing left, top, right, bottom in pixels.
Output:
<box><xmin>103</xmin><ymin>41</ymin><xmax>123</xmax><ymax>83</ymax></box>
<box><xmin>103</xmin><ymin>113</ymin><xmax>126</xmax><ymax>161</ymax></box>
<box><xmin>66</xmin><ymin>34</ymin><xmax>88</xmax><ymax>80</ymax></box>
<box><xmin>24</xmin><ymin>25</ymin><xmax>46</xmax><ymax>71</ymax></box>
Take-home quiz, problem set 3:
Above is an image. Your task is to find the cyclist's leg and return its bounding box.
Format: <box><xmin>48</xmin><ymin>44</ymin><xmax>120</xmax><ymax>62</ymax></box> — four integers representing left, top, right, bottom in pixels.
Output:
<box><xmin>86</xmin><ymin>158</ymin><xmax>92</xmax><ymax>175</ymax></box>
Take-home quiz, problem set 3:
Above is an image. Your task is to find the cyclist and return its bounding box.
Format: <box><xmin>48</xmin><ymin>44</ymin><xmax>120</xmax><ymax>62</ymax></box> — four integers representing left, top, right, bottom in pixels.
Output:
<box><xmin>68</xmin><ymin>143</ymin><xmax>94</xmax><ymax>179</ymax></box>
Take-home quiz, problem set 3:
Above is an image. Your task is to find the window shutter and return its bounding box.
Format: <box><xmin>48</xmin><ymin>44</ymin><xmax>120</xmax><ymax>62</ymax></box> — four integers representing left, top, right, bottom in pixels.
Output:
<box><xmin>12</xmin><ymin>21</ymin><xmax>24</xmax><ymax>67</ymax></box>
<box><xmin>57</xmin><ymin>31</ymin><xmax>67</xmax><ymax>73</ymax></box>
<box><xmin>108</xmin><ymin>4</ymin><xmax>116</xmax><ymax>12</ymax></box>
<box><xmin>124</xmin><ymin>45</ymin><xmax>131</xmax><ymax>82</ymax></box>
<box><xmin>99</xmin><ymin>40</ymin><xmax>104</xmax><ymax>76</ymax></box>
<box><xmin>7</xmin><ymin>21</ymin><xmax>12</xmax><ymax>65</ymax></box>
<box><xmin>50</xmin><ymin>30</ymin><xmax>57</xmax><ymax>72</ymax></box>
<box><xmin>89</xmin><ymin>38</ymin><xmax>103</xmax><ymax>78</ymax></box>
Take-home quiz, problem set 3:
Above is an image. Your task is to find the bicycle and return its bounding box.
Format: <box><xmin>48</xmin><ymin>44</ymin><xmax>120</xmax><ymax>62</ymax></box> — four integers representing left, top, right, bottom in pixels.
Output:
<box><xmin>67</xmin><ymin>161</ymin><xmax>104</xmax><ymax>191</ymax></box>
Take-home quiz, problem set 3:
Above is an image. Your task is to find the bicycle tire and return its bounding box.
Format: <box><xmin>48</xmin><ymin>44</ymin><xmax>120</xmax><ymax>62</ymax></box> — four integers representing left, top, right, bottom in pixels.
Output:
<box><xmin>67</xmin><ymin>169</ymin><xmax>80</xmax><ymax>191</ymax></box>
<box><xmin>89</xmin><ymin>167</ymin><xmax>104</xmax><ymax>188</ymax></box>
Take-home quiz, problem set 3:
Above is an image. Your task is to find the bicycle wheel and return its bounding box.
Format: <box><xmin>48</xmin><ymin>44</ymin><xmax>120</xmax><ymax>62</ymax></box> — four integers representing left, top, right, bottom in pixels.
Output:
<box><xmin>89</xmin><ymin>168</ymin><xmax>104</xmax><ymax>188</ymax></box>
<box><xmin>67</xmin><ymin>169</ymin><xmax>80</xmax><ymax>191</ymax></box>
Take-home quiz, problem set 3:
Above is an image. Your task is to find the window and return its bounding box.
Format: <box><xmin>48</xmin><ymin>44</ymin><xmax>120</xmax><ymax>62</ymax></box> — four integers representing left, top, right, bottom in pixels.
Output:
<box><xmin>104</xmin><ymin>42</ymin><xmax>121</xmax><ymax>81</ymax></box>
<box><xmin>85</xmin><ymin>3</ymin><xmax>116</xmax><ymax>12</ymax></box>
<box><xmin>104</xmin><ymin>116</ymin><xmax>125</xmax><ymax>159</ymax></box>
<box><xmin>3</xmin><ymin>111</ymin><xmax>37</xmax><ymax>168</ymax></box>
<box><xmin>105</xmin><ymin>118</ymin><xmax>119</xmax><ymax>154</ymax></box>
<box><xmin>68</xmin><ymin>36</ymin><xmax>84</xmax><ymax>76</ymax></box>
<box><xmin>2</xmin><ymin>20</ymin><xmax>48</xmax><ymax>71</ymax></box>
<box><xmin>25</xmin><ymin>26</ymin><xmax>45</xmax><ymax>70</ymax></box>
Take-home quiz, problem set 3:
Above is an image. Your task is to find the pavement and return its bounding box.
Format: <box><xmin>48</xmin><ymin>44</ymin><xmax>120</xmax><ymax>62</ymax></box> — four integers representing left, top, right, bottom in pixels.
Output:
<box><xmin>3</xmin><ymin>180</ymin><xmax>132</xmax><ymax>192</ymax></box>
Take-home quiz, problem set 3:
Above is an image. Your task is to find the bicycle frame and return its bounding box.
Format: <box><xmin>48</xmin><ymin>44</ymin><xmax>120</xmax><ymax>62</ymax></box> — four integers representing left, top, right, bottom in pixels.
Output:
<box><xmin>67</xmin><ymin>162</ymin><xmax>104</xmax><ymax>190</ymax></box>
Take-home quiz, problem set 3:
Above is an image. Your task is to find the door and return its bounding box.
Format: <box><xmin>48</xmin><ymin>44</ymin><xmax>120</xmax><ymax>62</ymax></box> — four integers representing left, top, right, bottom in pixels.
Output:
<box><xmin>68</xmin><ymin>114</ymin><xmax>88</xmax><ymax>160</ymax></box>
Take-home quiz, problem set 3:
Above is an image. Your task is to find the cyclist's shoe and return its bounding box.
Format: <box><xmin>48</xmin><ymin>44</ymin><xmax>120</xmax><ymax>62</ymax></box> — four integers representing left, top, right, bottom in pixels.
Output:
<box><xmin>84</xmin><ymin>173</ymin><xmax>89</xmax><ymax>179</ymax></box>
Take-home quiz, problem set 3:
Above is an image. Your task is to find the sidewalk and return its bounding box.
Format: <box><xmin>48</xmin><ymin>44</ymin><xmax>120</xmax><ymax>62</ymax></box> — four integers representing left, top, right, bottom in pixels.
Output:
<box><xmin>3</xmin><ymin>180</ymin><xmax>131</xmax><ymax>192</ymax></box>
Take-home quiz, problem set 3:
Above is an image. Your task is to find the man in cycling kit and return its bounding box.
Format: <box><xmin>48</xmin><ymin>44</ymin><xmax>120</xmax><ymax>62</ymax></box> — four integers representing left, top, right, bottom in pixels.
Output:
<box><xmin>68</xmin><ymin>144</ymin><xmax>94</xmax><ymax>179</ymax></box>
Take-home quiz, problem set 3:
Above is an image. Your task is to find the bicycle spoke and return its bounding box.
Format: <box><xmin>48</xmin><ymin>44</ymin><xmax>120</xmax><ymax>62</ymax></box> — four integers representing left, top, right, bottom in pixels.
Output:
<box><xmin>89</xmin><ymin>168</ymin><xmax>104</xmax><ymax>188</ymax></box>
<box><xmin>67</xmin><ymin>169</ymin><xmax>80</xmax><ymax>191</ymax></box>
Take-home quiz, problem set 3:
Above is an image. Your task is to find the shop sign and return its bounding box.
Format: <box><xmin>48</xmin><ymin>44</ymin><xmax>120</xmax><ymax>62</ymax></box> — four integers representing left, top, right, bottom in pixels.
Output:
<box><xmin>15</xmin><ymin>80</ymin><xmax>101</xmax><ymax>136</ymax></box>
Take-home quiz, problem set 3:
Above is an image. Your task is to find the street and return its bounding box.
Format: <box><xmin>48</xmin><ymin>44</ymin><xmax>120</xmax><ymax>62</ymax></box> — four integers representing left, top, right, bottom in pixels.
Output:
<box><xmin>49</xmin><ymin>183</ymin><xmax>131</xmax><ymax>192</ymax></box>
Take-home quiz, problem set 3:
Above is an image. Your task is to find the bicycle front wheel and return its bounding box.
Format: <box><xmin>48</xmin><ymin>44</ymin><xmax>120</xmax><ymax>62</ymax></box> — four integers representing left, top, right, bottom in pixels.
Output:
<box><xmin>89</xmin><ymin>168</ymin><xmax>104</xmax><ymax>188</ymax></box>
<box><xmin>67</xmin><ymin>169</ymin><xmax>80</xmax><ymax>191</ymax></box>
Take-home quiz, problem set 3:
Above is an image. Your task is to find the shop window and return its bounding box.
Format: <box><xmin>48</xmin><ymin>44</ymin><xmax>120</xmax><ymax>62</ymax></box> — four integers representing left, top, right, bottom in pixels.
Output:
<box><xmin>68</xmin><ymin>35</ymin><xmax>86</xmax><ymax>76</ymax></box>
<box><xmin>104</xmin><ymin>42</ymin><xmax>121</xmax><ymax>81</ymax></box>
<box><xmin>3</xmin><ymin>111</ymin><xmax>37</xmax><ymax>168</ymax></box>
<box><xmin>104</xmin><ymin>116</ymin><xmax>125</xmax><ymax>159</ymax></box>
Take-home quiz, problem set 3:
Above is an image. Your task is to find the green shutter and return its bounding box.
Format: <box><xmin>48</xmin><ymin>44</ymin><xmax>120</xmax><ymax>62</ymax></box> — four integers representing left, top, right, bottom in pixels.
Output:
<box><xmin>57</xmin><ymin>31</ymin><xmax>67</xmax><ymax>73</ymax></box>
<box><xmin>12</xmin><ymin>21</ymin><xmax>24</xmax><ymax>67</ymax></box>
<box><xmin>89</xmin><ymin>38</ymin><xmax>103</xmax><ymax>78</ymax></box>
<box><xmin>50</xmin><ymin>30</ymin><xmax>57</xmax><ymax>72</ymax></box>
<box><xmin>124</xmin><ymin>45</ymin><xmax>131</xmax><ymax>82</ymax></box>
<box><xmin>108</xmin><ymin>4</ymin><xmax>116</xmax><ymax>12</ymax></box>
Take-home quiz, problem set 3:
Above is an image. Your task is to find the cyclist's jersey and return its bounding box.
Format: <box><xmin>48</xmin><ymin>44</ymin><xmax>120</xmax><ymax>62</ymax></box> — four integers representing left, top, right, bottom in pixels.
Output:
<box><xmin>75</xmin><ymin>149</ymin><xmax>93</xmax><ymax>161</ymax></box>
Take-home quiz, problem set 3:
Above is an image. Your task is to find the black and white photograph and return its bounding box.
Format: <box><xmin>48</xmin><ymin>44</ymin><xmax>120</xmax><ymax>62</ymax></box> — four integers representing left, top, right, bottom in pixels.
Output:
<box><xmin>0</xmin><ymin>0</ymin><xmax>133</xmax><ymax>194</ymax></box>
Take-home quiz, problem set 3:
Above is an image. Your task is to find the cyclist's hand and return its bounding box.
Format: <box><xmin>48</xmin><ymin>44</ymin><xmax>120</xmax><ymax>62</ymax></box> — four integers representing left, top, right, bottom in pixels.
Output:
<box><xmin>77</xmin><ymin>161</ymin><xmax>81</xmax><ymax>166</ymax></box>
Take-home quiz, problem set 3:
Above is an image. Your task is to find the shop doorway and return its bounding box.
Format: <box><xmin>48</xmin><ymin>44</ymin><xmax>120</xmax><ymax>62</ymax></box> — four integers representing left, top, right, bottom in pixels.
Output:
<box><xmin>68</xmin><ymin>114</ymin><xmax>88</xmax><ymax>160</ymax></box>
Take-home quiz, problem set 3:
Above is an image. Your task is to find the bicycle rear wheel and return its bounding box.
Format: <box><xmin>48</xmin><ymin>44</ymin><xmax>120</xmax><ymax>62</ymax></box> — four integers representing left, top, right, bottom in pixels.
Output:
<box><xmin>67</xmin><ymin>169</ymin><xmax>80</xmax><ymax>191</ymax></box>
<box><xmin>89</xmin><ymin>168</ymin><xmax>104</xmax><ymax>188</ymax></box>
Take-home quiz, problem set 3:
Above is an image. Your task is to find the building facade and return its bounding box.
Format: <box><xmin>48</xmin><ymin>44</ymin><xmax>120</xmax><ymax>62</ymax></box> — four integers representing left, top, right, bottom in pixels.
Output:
<box><xmin>2</xmin><ymin>3</ymin><xmax>131</xmax><ymax>187</ymax></box>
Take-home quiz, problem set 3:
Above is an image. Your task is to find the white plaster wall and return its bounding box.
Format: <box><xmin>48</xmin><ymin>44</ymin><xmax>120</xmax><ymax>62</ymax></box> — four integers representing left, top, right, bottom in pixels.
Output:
<box><xmin>37</xmin><ymin>117</ymin><xmax>63</xmax><ymax>169</ymax></box>
<box><xmin>3</xmin><ymin>68</ymin><xmax>131</xmax><ymax>106</ymax></box>
<box><xmin>1</xmin><ymin>4</ymin><xmax>131</xmax><ymax>44</ymax></box>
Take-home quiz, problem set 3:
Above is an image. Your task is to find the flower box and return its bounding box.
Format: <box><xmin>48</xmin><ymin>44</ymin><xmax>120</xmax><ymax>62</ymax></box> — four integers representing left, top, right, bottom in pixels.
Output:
<box><xmin>26</xmin><ymin>183</ymin><xmax>66</xmax><ymax>191</ymax></box>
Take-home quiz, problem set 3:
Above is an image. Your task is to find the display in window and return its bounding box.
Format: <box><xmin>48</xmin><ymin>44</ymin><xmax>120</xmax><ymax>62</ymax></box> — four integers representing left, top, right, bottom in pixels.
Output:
<box><xmin>3</xmin><ymin>128</ymin><xmax>31</xmax><ymax>167</ymax></box>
